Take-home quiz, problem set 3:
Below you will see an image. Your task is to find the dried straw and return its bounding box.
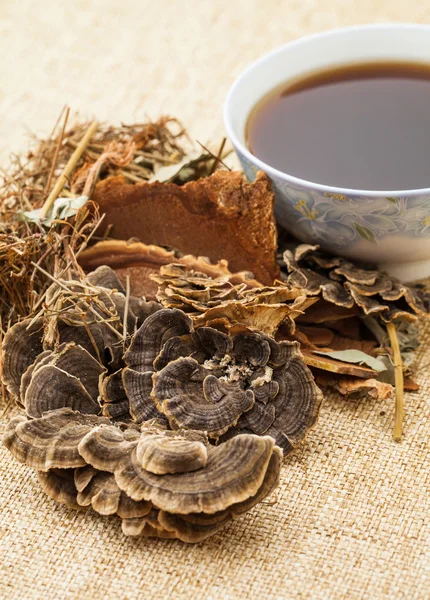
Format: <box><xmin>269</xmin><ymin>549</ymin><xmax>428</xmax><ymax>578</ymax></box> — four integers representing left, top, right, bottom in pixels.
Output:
<box><xmin>0</xmin><ymin>111</ymin><xmax>217</xmax><ymax>327</ymax></box>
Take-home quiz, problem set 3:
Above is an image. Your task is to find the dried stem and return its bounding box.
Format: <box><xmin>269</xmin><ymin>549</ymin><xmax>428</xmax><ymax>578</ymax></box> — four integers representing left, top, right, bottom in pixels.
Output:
<box><xmin>45</xmin><ymin>107</ymin><xmax>70</xmax><ymax>193</ymax></box>
<box><xmin>123</xmin><ymin>274</ymin><xmax>131</xmax><ymax>342</ymax></box>
<box><xmin>197</xmin><ymin>140</ymin><xmax>232</xmax><ymax>172</ymax></box>
<box><xmin>386</xmin><ymin>321</ymin><xmax>404</xmax><ymax>441</ymax></box>
<box><xmin>210</xmin><ymin>138</ymin><xmax>227</xmax><ymax>175</ymax></box>
<box><xmin>40</xmin><ymin>121</ymin><xmax>98</xmax><ymax>218</ymax></box>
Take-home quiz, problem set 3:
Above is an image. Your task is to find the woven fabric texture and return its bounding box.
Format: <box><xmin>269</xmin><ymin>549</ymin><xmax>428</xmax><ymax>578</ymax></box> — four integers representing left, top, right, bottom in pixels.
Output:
<box><xmin>1</xmin><ymin>1</ymin><xmax>430</xmax><ymax>599</ymax></box>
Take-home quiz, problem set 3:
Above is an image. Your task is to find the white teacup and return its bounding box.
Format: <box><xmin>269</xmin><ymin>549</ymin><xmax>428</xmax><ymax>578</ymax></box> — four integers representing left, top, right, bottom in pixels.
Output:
<box><xmin>224</xmin><ymin>24</ymin><xmax>430</xmax><ymax>281</ymax></box>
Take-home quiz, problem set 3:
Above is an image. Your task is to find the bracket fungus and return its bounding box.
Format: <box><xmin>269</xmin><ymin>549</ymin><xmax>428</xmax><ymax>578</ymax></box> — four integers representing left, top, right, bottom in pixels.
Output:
<box><xmin>78</xmin><ymin>240</ymin><xmax>261</xmax><ymax>300</ymax></box>
<box><xmin>152</xmin><ymin>262</ymin><xmax>316</xmax><ymax>336</ymax></box>
<box><xmin>3</xmin><ymin>409</ymin><xmax>282</xmax><ymax>543</ymax></box>
<box><xmin>1</xmin><ymin>263</ymin><xmax>322</xmax><ymax>542</ymax></box>
<box><xmin>281</xmin><ymin>244</ymin><xmax>430</xmax><ymax>323</ymax></box>
<box><xmin>123</xmin><ymin>307</ymin><xmax>323</xmax><ymax>453</ymax></box>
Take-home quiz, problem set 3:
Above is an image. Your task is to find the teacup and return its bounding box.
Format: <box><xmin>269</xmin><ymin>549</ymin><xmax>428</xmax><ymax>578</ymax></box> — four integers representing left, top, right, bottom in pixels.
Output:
<box><xmin>224</xmin><ymin>24</ymin><xmax>430</xmax><ymax>281</ymax></box>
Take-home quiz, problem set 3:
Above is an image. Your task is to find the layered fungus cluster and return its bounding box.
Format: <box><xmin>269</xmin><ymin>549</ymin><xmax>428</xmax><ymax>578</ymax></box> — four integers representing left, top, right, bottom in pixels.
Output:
<box><xmin>281</xmin><ymin>244</ymin><xmax>430</xmax><ymax>323</ymax></box>
<box><xmin>152</xmin><ymin>262</ymin><xmax>315</xmax><ymax>335</ymax></box>
<box><xmin>2</xmin><ymin>266</ymin><xmax>322</xmax><ymax>542</ymax></box>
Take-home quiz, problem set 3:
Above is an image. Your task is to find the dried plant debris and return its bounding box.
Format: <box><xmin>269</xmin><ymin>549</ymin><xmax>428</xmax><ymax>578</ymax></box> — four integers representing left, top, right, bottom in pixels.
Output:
<box><xmin>0</xmin><ymin>115</ymin><xmax>225</xmax><ymax>326</ymax></box>
<box><xmin>91</xmin><ymin>170</ymin><xmax>279</xmax><ymax>284</ymax></box>
<box><xmin>277</xmin><ymin>243</ymin><xmax>428</xmax><ymax>404</ymax></box>
<box><xmin>1</xmin><ymin>116</ymin><xmax>211</xmax><ymax>223</ymax></box>
<box><xmin>3</xmin><ymin>409</ymin><xmax>281</xmax><ymax>543</ymax></box>
<box><xmin>280</xmin><ymin>244</ymin><xmax>430</xmax><ymax>323</ymax></box>
<box><xmin>314</xmin><ymin>372</ymin><xmax>394</xmax><ymax>400</ymax></box>
<box><xmin>151</xmin><ymin>263</ymin><xmax>315</xmax><ymax>336</ymax></box>
<box><xmin>78</xmin><ymin>240</ymin><xmax>262</xmax><ymax>300</ymax></box>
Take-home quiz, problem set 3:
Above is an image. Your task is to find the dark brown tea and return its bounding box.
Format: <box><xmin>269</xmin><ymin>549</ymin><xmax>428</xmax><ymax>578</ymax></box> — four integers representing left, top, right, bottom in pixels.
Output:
<box><xmin>247</xmin><ymin>61</ymin><xmax>430</xmax><ymax>190</ymax></box>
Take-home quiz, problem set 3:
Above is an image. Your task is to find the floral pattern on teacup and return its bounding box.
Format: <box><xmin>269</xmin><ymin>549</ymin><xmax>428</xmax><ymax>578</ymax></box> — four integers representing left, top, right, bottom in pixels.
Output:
<box><xmin>236</xmin><ymin>150</ymin><xmax>430</xmax><ymax>249</ymax></box>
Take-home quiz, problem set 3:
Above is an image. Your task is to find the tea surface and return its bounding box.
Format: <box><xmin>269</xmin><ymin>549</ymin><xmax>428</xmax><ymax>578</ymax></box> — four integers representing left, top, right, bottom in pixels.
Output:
<box><xmin>247</xmin><ymin>61</ymin><xmax>430</xmax><ymax>190</ymax></box>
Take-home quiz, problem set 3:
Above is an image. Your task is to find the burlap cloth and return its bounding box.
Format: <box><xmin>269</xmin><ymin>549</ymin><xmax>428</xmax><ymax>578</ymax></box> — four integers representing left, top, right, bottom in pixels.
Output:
<box><xmin>1</xmin><ymin>1</ymin><xmax>430</xmax><ymax>598</ymax></box>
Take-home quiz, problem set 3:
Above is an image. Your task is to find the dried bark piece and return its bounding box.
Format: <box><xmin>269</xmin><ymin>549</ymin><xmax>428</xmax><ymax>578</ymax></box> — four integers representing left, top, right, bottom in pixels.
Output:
<box><xmin>91</xmin><ymin>170</ymin><xmax>278</xmax><ymax>284</ymax></box>
<box><xmin>38</xmin><ymin>469</ymin><xmax>83</xmax><ymax>510</ymax></box>
<box><xmin>314</xmin><ymin>370</ymin><xmax>396</xmax><ymax>399</ymax></box>
<box><xmin>320</xmin><ymin>334</ymin><xmax>378</xmax><ymax>356</ymax></box>
<box><xmin>114</xmin><ymin>434</ymin><xmax>276</xmax><ymax>514</ymax></box>
<box><xmin>295</xmin><ymin>326</ymin><xmax>334</xmax><ymax>347</ymax></box>
<box><xmin>3</xmin><ymin>408</ymin><xmax>109</xmax><ymax>470</ymax></box>
<box><xmin>1</xmin><ymin>318</ymin><xmax>44</xmax><ymax>398</ymax></box>
<box><xmin>301</xmin><ymin>349</ymin><xmax>376</xmax><ymax>379</ymax></box>
<box><xmin>296</xmin><ymin>301</ymin><xmax>360</xmax><ymax>324</ymax></box>
<box><xmin>336</xmin><ymin>378</ymin><xmax>393</xmax><ymax>399</ymax></box>
<box><xmin>324</xmin><ymin>318</ymin><xmax>361</xmax><ymax>340</ymax></box>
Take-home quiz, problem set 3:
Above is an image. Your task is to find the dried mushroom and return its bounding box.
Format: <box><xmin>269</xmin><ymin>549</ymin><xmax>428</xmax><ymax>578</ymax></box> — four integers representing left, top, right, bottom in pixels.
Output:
<box><xmin>2</xmin><ymin>266</ymin><xmax>162</xmax><ymax>411</ymax></box>
<box><xmin>3</xmin><ymin>409</ymin><xmax>281</xmax><ymax>543</ymax></box>
<box><xmin>78</xmin><ymin>240</ymin><xmax>261</xmax><ymax>300</ymax></box>
<box><xmin>23</xmin><ymin>343</ymin><xmax>105</xmax><ymax>418</ymax></box>
<box><xmin>152</xmin><ymin>263</ymin><xmax>315</xmax><ymax>336</ymax></box>
<box><xmin>2</xmin><ymin>262</ymin><xmax>318</xmax><ymax>542</ymax></box>
<box><xmin>91</xmin><ymin>170</ymin><xmax>279</xmax><ymax>284</ymax></box>
<box><xmin>280</xmin><ymin>244</ymin><xmax>430</xmax><ymax>323</ymax></box>
<box><xmin>74</xmin><ymin>467</ymin><xmax>152</xmax><ymax>518</ymax></box>
<box><xmin>38</xmin><ymin>469</ymin><xmax>83</xmax><ymax>511</ymax></box>
<box><xmin>123</xmin><ymin>307</ymin><xmax>322</xmax><ymax>452</ymax></box>
<box><xmin>2</xmin><ymin>318</ymin><xmax>44</xmax><ymax>398</ymax></box>
<box><xmin>99</xmin><ymin>370</ymin><xmax>130</xmax><ymax>420</ymax></box>
<box><xmin>2</xmin><ymin>409</ymin><xmax>110</xmax><ymax>470</ymax></box>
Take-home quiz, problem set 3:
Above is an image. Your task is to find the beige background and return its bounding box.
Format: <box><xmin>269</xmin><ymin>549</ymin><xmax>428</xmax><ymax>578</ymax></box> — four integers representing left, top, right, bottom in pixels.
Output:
<box><xmin>1</xmin><ymin>1</ymin><xmax>430</xmax><ymax>599</ymax></box>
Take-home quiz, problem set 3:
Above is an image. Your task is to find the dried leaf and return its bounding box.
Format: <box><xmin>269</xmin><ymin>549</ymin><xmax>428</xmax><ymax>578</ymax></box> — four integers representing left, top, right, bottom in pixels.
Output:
<box><xmin>314</xmin><ymin>349</ymin><xmax>387</xmax><ymax>372</ymax></box>
<box><xmin>20</xmin><ymin>195</ymin><xmax>88</xmax><ymax>226</ymax></box>
<box><xmin>301</xmin><ymin>350</ymin><xmax>377</xmax><ymax>378</ymax></box>
<box><xmin>149</xmin><ymin>152</ymin><xmax>209</xmax><ymax>183</ymax></box>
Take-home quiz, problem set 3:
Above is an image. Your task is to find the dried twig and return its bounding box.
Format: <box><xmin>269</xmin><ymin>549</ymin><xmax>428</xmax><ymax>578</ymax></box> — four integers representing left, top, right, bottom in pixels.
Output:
<box><xmin>40</xmin><ymin>121</ymin><xmax>99</xmax><ymax>218</ymax></box>
<box><xmin>123</xmin><ymin>274</ymin><xmax>131</xmax><ymax>342</ymax></box>
<box><xmin>44</xmin><ymin>107</ymin><xmax>70</xmax><ymax>194</ymax></box>
<box><xmin>386</xmin><ymin>322</ymin><xmax>404</xmax><ymax>441</ymax></box>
